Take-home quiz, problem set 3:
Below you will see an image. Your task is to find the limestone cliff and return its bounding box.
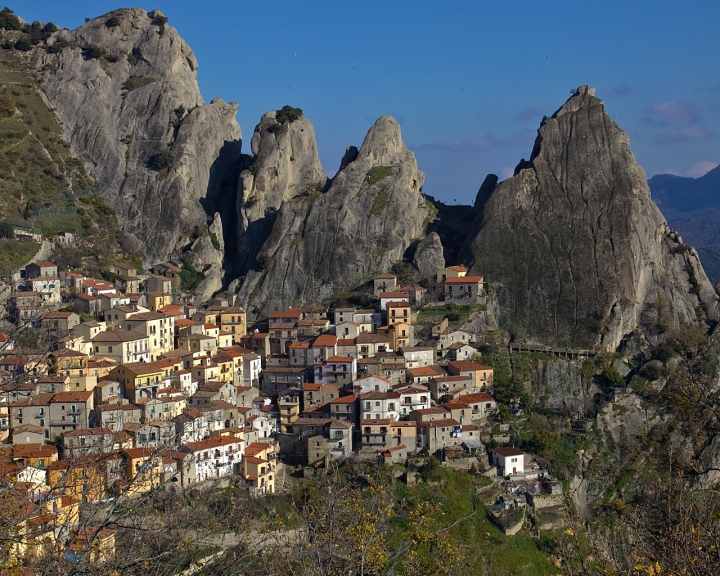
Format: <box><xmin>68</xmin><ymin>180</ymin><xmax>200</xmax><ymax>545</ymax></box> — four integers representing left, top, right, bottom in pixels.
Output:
<box><xmin>464</xmin><ymin>86</ymin><xmax>718</xmax><ymax>349</ymax></box>
<box><xmin>35</xmin><ymin>8</ymin><xmax>241</xmax><ymax>268</ymax></box>
<box><xmin>236</xmin><ymin>115</ymin><xmax>433</xmax><ymax>316</ymax></box>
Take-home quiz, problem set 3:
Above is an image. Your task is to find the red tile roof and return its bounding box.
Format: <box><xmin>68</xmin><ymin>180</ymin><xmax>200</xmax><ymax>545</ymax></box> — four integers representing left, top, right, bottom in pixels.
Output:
<box><xmin>494</xmin><ymin>447</ymin><xmax>524</xmax><ymax>457</ymax></box>
<box><xmin>313</xmin><ymin>334</ymin><xmax>338</xmax><ymax>347</ymax></box>
<box><xmin>444</xmin><ymin>276</ymin><xmax>483</xmax><ymax>283</ymax></box>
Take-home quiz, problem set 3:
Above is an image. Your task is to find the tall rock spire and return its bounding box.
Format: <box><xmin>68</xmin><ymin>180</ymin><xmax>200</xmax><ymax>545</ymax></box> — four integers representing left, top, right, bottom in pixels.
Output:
<box><xmin>464</xmin><ymin>86</ymin><xmax>718</xmax><ymax>349</ymax></box>
<box><xmin>236</xmin><ymin>115</ymin><xmax>433</xmax><ymax>316</ymax></box>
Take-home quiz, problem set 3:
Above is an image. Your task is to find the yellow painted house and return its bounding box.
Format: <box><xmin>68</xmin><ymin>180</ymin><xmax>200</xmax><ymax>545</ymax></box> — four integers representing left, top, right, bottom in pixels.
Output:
<box><xmin>242</xmin><ymin>442</ymin><xmax>277</xmax><ymax>496</ymax></box>
<box><xmin>110</xmin><ymin>362</ymin><xmax>165</xmax><ymax>402</ymax></box>
<box><xmin>122</xmin><ymin>448</ymin><xmax>163</xmax><ymax>495</ymax></box>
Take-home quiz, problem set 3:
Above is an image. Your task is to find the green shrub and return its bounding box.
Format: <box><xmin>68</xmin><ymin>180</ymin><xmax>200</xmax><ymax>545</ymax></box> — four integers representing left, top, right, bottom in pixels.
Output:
<box><xmin>600</xmin><ymin>364</ymin><xmax>625</xmax><ymax>388</ymax></box>
<box><xmin>0</xmin><ymin>92</ymin><xmax>15</xmax><ymax>117</ymax></box>
<box><xmin>26</xmin><ymin>21</ymin><xmax>56</xmax><ymax>45</ymax></box>
<box><xmin>151</xmin><ymin>14</ymin><xmax>168</xmax><ymax>36</ymax></box>
<box><xmin>209</xmin><ymin>232</ymin><xmax>220</xmax><ymax>250</ymax></box>
<box><xmin>0</xmin><ymin>8</ymin><xmax>22</xmax><ymax>30</ymax></box>
<box><xmin>255</xmin><ymin>253</ymin><xmax>271</xmax><ymax>271</ymax></box>
<box><xmin>147</xmin><ymin>150</ymin><xmax>175</xmax><ymax>171</ymax></box>
<box><xmin>105</xmin><ymin>15</ymin><xmax>121</xmax><ymax>28</ymax></box>
<box><xmin>14</xmin><ymin>37</ymin><xmax>32</xmax><ymax>52</ymax></box>
<box><xmin>0</xmin><ymin>221</ymin><xmax>14</xmax><ymax>239</ymax></box>
<box><xmin>275</xmin><ymin>105</ymin><xmax>303</xmax><ymax>124</ymax></box>
<box><xmin>179</xmin><ymin>261</ymin><xmax>202</xmax><ymax>291</ymax></box>
<box><xmin>243</xmin><ymin>196</ymin><xmax>258</xmax><ymax>209</ymax></box>
<box><xmin>82</xmin><ymin>44</ymin><xmax>105</xmax><ymax>59</ymax></box>
<box><xmin>46</xmin><ymin>40</ymin><xmax>76</xmax><ymax>54</ymax></box>
<box><xmin>123</xmin><ymin>75</ymin><xmax>155</xmax><ymax>92</ymax></box>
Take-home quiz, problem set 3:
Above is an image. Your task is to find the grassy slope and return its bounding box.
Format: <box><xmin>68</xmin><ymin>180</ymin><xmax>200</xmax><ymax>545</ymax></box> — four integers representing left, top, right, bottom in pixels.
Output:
<box><xmin>394</xmin><ymin>466</ymin><xmax>556</xmax><ymax>575</ymax></box>
<box><xmin>0</xmin><ymin>46</ymin><xmax>117</xmax><ymax>241</ymax></box>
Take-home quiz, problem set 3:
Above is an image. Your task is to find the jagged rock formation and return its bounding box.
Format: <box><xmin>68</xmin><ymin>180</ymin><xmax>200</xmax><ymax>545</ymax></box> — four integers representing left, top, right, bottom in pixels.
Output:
<box><xmin>234</xmin><ymin>111</ymin><xmax>327</xmax><ymax>272</ymax></box>
<box><xmin>236</xmin><ymin>115</ymin><xmax>433</xmax><ymax>316</ymax></box>
<box><xmin>413</xmin><ymin>231</ymin><xmax>445</xmax><ymax>280</ymax></box>
<box><xmin>464</xmin><ymin>86</ymin><xmax>719</xmax><ymax>349</ymax></box>
<box><xmin>35</xmin><ymin>8</ymin><xmax>241</xmax><ymax>269</ymax></box>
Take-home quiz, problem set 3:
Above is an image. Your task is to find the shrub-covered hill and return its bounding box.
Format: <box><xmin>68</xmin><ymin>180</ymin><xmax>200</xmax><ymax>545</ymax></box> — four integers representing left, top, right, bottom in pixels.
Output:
<box><xmin>0</xmin><ymin>30</ymin><xmax>118</xmax><ymax>243</ymax></box>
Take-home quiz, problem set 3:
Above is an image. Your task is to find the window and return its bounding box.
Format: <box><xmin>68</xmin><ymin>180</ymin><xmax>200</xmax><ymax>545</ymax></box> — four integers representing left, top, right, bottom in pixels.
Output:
<box><xmin>388</xmin><ymin>403</ymin><xmax>395</xmax><ymax>411</ymax></box>
<box><xmin>108</xmin><ymin>346</ymin><xmax>113</xmax><ymax>353</ymax></box>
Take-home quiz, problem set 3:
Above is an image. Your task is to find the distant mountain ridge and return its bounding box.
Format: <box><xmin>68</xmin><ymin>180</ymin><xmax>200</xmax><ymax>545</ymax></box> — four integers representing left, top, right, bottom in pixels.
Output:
<box><xmin>649</xmin><ymin>165</ymin><xmax>720</xmax><ymax>220</ymax></box>
<box><xmin>649</xmin><ymin>165</ymin><xmax>720</xmax><ymax>283</ymax></box>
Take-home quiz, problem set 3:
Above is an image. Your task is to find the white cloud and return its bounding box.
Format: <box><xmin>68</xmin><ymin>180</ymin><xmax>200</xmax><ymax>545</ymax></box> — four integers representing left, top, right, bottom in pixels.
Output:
<box><xmin>653</xmin><ymin>125</ymin><xmax>712</xmax><ymax>145</ymax></box>
<box><xmin>641</xmin><ymin>100</ymin><xmax>700</xmax><ymax>126</ymax></box>
<box><xmin>684</xmin><ymin>160</ymin><xmax>719</xmax><ymax>178</ymax></box>
<box><xmin>499</xmin><ymin>166</ymin><xmax>514</xmax><ymax>180</ymax></box>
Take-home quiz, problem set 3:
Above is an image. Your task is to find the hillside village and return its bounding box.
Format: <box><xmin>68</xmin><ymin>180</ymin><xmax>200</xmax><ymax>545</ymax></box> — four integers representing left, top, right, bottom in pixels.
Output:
<box><xmin>0</xmin><ymin>250</ymin><xmax>557</xmax><ymax>561</ymax></box>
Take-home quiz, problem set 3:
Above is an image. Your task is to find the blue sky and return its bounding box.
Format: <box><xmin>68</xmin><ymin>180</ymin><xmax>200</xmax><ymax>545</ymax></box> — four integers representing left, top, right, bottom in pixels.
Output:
<box><xmin>14</xmin><ymin>1</ymin><xmax>720</xmax><ymax>204</ymax></box>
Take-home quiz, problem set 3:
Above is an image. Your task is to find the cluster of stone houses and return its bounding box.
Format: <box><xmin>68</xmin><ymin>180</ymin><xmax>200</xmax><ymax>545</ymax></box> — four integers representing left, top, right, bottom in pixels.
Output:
<box><xmin>0</xmin><ymin>259</ymin><xmax>501</xmax><ymax>560</ymax></box>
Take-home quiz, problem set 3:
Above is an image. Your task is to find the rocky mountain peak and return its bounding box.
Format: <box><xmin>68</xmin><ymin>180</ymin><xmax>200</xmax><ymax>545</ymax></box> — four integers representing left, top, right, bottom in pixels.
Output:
<box><xmin>244</xmin><ymin>111</ymin><xmax>326</xmax><ymax>205</ymax></box>
<box><xmin>550</xmin><ymin>85</ymin><xmax>596</xmax><ymax>118</ymax></box>
<box><xmin>356</xmin><ymin>116</ymin><xmax>409</xmax><ymax>167</ymax></box>
<box><xmin>464</xmin><ymin>85</ymin><xmax>718</xmax><ymax>350</ymax></box>
<box><xmin>37</xmin><ymin>9</ymin><xmax>241</xmax><ymax>277</ymax></box>
<box><xmin>235</xmin><ymin>114</ymin><xmax>433</xmax><ymax>315</ymax></box>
